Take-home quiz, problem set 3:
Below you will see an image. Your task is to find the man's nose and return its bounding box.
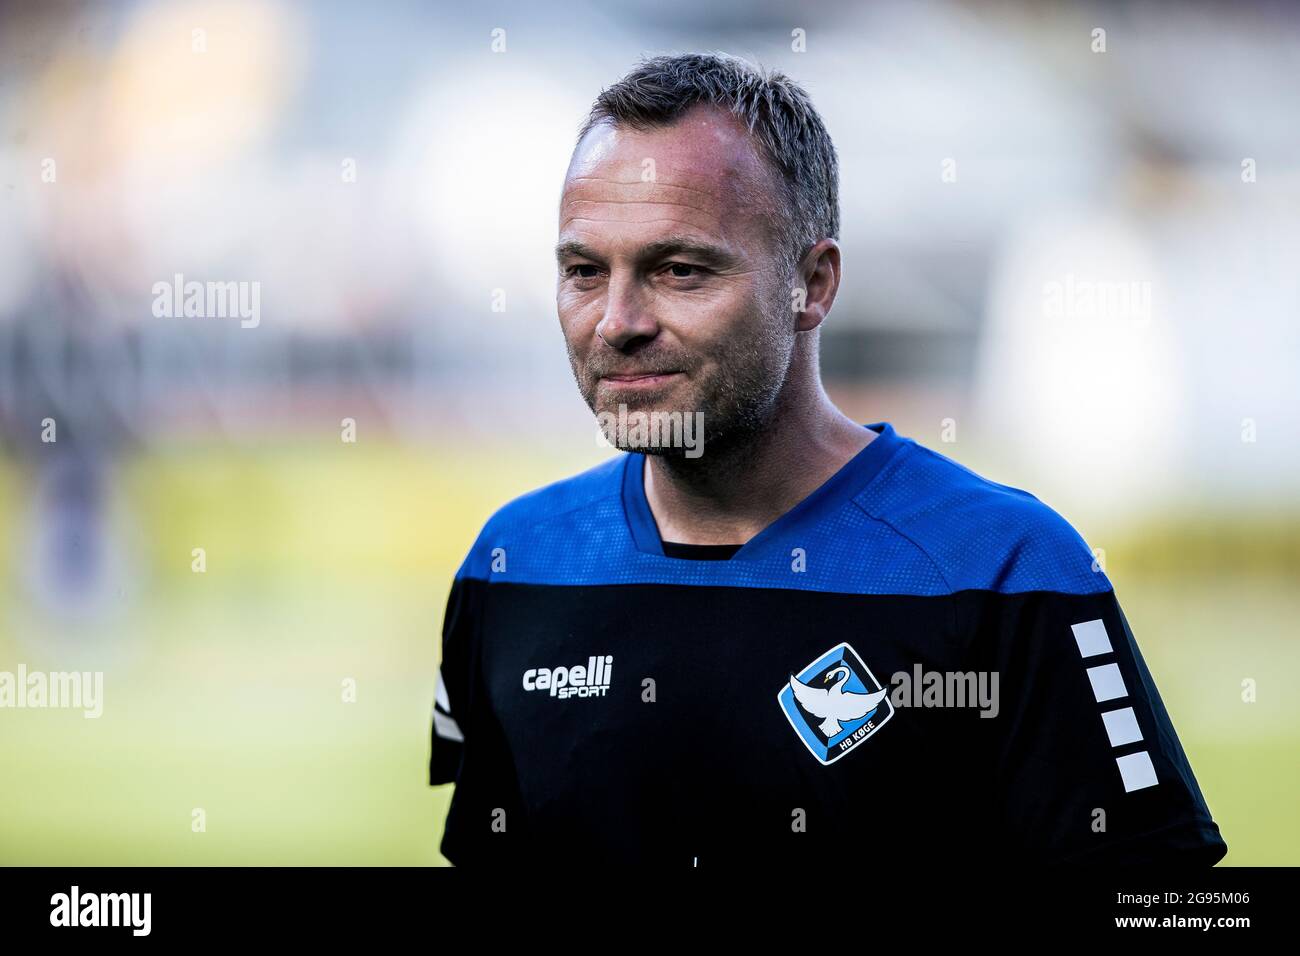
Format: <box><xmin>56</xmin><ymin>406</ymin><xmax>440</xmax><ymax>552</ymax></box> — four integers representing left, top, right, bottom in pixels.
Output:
<box><xmin>594</xmin><ymin>274</ymin><xmax>659</xmax><ymax>350</ymax></box>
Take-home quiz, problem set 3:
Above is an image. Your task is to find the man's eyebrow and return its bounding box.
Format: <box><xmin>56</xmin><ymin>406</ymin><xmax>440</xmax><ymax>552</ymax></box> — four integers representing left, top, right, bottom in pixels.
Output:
<box><xmin>555</xmin><ymin>239</ymin><xmax>600</xmax><ymax>263</ymax></box>
<box><xmin>554</xmin><ymin>236</ymin><xmax>740</xmax><ymax>269</ymax></box>
<box><xmin>639</xmin><ymin>237</ymin><xmax>739</xmax><ymax>269</ymax></box>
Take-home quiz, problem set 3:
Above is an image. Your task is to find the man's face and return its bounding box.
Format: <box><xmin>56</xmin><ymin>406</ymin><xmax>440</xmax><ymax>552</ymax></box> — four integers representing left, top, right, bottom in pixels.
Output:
<box><xmin>556</xmin><ymin>104</ymin><xmax>796</xmax><ymax>455</ymax></box>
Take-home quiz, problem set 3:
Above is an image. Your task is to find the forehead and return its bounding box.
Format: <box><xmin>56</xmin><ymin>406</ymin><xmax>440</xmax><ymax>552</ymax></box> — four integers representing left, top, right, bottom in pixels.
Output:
<box><xmin>559</xmin><ymin>105</ymin><xmax>778</xmax><ymax>249</ymax></box>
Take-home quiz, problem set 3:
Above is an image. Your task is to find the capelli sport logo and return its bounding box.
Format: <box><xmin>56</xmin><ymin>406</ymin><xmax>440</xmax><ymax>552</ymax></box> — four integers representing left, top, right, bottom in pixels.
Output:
<box><xmin>778</xmin><ymin>642</ymin><xmax>893</xmax><ymax>764</ymax></box>
<box><xmin>523</xmin><ymin>655</ymin><xmax>613</xmax><ymax>699</ymax></box>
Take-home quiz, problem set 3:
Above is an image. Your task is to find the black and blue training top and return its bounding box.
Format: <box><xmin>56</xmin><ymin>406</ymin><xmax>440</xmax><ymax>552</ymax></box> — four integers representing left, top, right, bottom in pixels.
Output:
<box><xmin>429</xmin><ymin>422</ymin><xmax>1228</xmax><ymax>867</ymax></box>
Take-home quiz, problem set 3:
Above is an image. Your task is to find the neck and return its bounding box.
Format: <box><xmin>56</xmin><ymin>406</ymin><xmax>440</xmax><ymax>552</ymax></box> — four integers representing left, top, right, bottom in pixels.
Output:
<box><xmin>643</xmin><ymin>361</ymin><xmax>874</xmax><ymax>546</ymax></box>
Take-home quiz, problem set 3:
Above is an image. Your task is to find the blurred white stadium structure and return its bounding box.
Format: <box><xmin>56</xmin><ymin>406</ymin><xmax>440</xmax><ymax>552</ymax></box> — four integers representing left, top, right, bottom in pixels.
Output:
<box><xmin>1</xmin><ymin>0</ymin><xmax>1297</xmax><ymax>517</ymax></box>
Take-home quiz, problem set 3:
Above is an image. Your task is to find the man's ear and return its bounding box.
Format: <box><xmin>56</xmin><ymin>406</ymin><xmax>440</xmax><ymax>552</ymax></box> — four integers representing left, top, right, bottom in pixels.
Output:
<box><xmin>792</xmin><ymin>239</ymin><xmax>841</xmax><ymax>332</ymax></box>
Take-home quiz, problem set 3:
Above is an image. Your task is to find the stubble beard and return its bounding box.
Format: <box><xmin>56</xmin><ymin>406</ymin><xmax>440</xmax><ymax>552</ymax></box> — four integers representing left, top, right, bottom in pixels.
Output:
<box><xmin>565</xmin><ymin>267</ymin><xmax>796</xmax><ymax>465</ymax></box>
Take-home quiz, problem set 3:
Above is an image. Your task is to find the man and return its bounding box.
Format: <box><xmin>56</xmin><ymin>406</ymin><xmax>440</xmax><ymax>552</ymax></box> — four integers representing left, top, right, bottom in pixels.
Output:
<box><xmin>428</xmin><ymin>53</ymin><xmax>1227</xmax><ymax>867</ymax></box>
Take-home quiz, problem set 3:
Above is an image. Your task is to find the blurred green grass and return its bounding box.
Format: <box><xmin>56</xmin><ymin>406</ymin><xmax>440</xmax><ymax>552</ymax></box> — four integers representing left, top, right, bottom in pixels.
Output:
<box><xmin>0</xmin><ymin>443</ymin><xmax>1295</xmax><ymax>865</ymax></box>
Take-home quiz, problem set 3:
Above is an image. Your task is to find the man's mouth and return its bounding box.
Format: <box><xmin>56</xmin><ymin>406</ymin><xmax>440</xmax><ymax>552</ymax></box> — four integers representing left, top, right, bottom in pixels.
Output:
<box><xmin>599</xmin><ymin>371</ymin><xmax>682</xmax><ymax>388</ymax></box>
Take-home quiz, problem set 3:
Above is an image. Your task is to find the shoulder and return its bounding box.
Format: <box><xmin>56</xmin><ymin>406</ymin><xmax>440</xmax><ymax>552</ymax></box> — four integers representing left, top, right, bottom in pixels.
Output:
<box><xmin>454</xmin><ymin>455</ymin><xmax>627</xmax><ymax>581</ymax></box>
<box><xmin>855</xmin><ymin>436</ymin><xmax>1112</xmax><ymax>596</ymax></box>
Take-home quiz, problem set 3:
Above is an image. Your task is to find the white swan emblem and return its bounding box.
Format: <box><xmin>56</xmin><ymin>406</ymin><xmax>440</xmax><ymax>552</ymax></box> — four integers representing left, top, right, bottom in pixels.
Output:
<box><xmin>789</xmin><ymin>665</ymin><xmax>889</xmax><ymax>739</ymax></box>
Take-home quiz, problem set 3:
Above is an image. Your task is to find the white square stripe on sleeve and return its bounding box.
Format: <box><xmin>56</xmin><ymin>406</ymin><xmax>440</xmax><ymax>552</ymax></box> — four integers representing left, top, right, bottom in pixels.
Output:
<box><xmin>433</xmin><ymin>668</ymin><xmax>463</xmax><ymax>742</ymax></box>
<box><xmin>1115</xmin><ymin>750</ymin><xmax>1159</xmax><ymax>792</ymax></box>
<box><xmin>1085</xmin><ymin>663</ymin><xmax>1127</xmax><ymax>703</ymax></box>
<box><xmin>1100</xmin><ymin>706</ymin><xmax>1143</xmax><ymax>747</ymax></box>
<box><xmin>433</xmin><ymin>708</ymin><xmax>464</xmax><ymax>743</ymax></box>
<box><xmin>435</xmin><ymin>668</ymin><xmax>452</xmax><ymax>713</ymax></box>
<box><xmin>1071</xmin><ymin>619</ymin><xmax>1113</xmax><ymax>658</ymax></box>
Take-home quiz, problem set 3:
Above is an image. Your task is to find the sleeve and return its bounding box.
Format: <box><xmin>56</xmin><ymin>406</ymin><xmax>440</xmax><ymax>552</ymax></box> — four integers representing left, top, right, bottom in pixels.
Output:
<box><xmin>429</xmin><ymin>577</ymin><xmax>472</xmax><ymax>786</ymax></box>
<box><xmin>427</xmin><ymin>575</ymin><xmax>532</xmax><ymax>866</ymax></box>
<box><xmin>966</xmin><ymin>585</ymin><xmax>1228</xmax><ymax>865</ymax></box>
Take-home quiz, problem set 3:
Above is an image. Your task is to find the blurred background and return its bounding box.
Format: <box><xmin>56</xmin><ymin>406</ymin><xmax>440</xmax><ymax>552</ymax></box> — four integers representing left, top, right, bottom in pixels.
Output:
<box><xmin>0</xmin><ymin>0</ymin><xmax>1296</xmax><ymax>865</ymax></box>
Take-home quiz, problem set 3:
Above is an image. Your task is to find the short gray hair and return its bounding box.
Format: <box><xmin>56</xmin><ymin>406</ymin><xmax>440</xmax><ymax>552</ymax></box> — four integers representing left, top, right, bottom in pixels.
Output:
<box><xmin>577</xmin><ymin>52</ymin><xmax>840</xmax><ymax>275</ymax></box>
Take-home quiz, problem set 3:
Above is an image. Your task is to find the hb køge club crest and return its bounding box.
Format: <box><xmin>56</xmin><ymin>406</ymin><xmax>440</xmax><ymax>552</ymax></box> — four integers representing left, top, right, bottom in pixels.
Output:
<box><xmin>777</xmin><ymin>642</ymin><xmax>894</xmax><ymax>764</ymax></box>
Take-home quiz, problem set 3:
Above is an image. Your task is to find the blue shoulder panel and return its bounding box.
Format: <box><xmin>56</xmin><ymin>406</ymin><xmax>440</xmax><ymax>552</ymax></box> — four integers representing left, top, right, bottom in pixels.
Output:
<box><xmin>453</xmin><ymin>423</ymin><xmax>1111</xmax><ymax>596</ymax></box>
<box><xmin>853</xmin><ymin>438</ymin><xmax>1111</xmax><ymax>595</ymax></box>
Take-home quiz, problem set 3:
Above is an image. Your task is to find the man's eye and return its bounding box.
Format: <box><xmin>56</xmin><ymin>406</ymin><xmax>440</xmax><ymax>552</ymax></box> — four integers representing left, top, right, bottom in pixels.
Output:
<box><xmin>665</xmin><ymin>263</ymin><xmax>704</xmax><ymax>278</ymax></box>
<box><xmin>566</xmin><ymin>264</ymin><xmax>601</xmax><ymax>279</ymax></box>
